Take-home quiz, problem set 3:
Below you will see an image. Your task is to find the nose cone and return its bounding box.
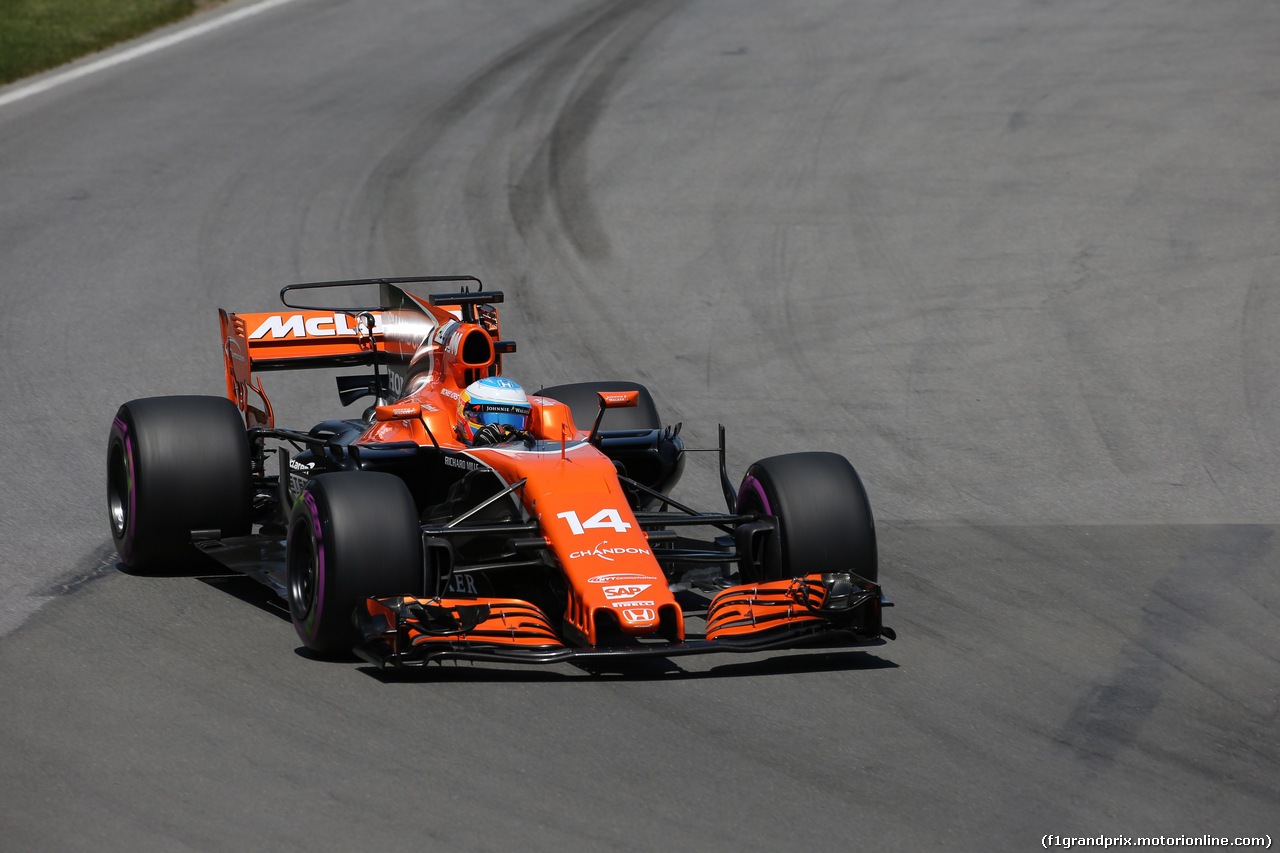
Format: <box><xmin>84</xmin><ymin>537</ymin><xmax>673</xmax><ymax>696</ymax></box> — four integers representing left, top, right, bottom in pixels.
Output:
<box><xmin>468</xmin><ymin>442</ymin><xmax>682</xmax><ymax>645</ymax></box>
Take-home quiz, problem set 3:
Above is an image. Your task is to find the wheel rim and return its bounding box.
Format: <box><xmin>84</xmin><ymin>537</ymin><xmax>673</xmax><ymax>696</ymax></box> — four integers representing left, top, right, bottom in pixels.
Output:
<box><xmin>107</xmin><ymin>442</ymin><xmax>131</xmax><ymax>540</ymax></box>
<box><xmin>288</xmin><ymin>524</ymin><xmax>319</xmax><ymax>623</ymax></box>
<box><xmin>737</xmin><ymin>473</ymin><xmax>784</xmax><ymax>580</ymax></box>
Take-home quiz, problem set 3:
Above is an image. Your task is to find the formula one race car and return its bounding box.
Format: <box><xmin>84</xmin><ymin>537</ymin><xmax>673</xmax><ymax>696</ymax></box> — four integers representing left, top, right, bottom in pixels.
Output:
<box><xmin>106</xmin><ymin>277</ymin><xmax>893</xmax><ymax>672</ymax></box>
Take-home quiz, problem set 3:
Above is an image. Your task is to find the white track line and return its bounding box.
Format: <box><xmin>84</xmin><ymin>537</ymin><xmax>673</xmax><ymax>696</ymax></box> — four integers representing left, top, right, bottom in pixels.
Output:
<box><xmin>0</xmin><ymin>0</ymin><xmax>305</xmax><ymax>110</ymax></box>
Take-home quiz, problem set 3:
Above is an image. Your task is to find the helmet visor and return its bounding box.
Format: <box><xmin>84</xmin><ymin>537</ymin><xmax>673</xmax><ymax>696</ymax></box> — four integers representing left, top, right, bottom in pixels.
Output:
<box><xmin>464</xmin><ymin>403</ymin><xmax>530</xmax><ymax>433</ymax></box>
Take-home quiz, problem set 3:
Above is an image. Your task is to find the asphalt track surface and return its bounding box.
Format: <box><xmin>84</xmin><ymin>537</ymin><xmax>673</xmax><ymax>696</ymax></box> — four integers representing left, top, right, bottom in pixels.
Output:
<box><xmin>1</xmin><ymin>0</ymin><xmax>1277</xmax><ymax>850</ymax></box>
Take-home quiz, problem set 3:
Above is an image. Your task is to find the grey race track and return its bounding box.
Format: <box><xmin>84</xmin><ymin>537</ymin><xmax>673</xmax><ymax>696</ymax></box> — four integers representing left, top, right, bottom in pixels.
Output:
<box><xmin>1</xmin><ymin>1</ymin><xmax>1277</xmax><ymax>850</ymax></box>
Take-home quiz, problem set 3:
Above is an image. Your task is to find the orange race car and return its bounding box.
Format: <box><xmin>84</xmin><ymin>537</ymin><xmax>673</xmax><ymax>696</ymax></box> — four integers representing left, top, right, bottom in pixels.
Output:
<box><xmin>106</xmin><ymin>277</ymin><xmax>893</xmax><ymax>672</ymax></box>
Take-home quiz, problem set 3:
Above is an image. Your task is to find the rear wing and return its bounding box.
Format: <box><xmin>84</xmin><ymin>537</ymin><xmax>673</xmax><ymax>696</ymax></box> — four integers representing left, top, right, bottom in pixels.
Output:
<box><xmin>222</xmin><ymin>309</ymin><xmax>383</xmax><ymax>371</ymax></box>
<box><xmin>220</xmin><ymin>308</ymin><xmax>383</xmax><ymax>428</ymax></box>
<box><xmin>220</xmin><ymin>277</ymin><xmax>513</xmax><ymax>428</ymax></box>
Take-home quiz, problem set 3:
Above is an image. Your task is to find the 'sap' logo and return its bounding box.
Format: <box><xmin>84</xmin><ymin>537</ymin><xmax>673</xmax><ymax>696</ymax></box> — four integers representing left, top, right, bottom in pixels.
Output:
<box><xmin>603</xmin><ymin>584</ymin><xmax>650</xmax><ymax>600</ymax></box>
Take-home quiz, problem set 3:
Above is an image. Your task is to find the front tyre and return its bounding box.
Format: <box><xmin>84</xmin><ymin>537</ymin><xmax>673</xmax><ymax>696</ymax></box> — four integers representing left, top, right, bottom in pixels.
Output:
<box><xmin>286</xmin><ymin>472</ymin><xmax>422</xmax><ymax>656</ymax></box>
<box><xmin>736</xmin><ymin>452</ymin><xmax>877</xmax><ymax>583</ymax></box>
<box><xmin>107</xmin><ymin>395</ymin><xmax>251</xmax><ymax>571</ymax></box>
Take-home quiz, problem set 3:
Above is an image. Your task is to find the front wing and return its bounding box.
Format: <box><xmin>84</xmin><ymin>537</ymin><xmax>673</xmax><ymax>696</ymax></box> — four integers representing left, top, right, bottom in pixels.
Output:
<box><xmin>354</xmin><ymin>572</ymin><xmax>893</xmax><ymax>670</ymax></box>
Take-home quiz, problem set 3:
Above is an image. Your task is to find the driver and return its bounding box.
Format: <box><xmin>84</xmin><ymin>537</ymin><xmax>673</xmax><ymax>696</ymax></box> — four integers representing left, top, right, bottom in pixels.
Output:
<box><xmin>456</xmin><ymin>376</ymin><xmax>533</xmax><ymax>446</ymax></box>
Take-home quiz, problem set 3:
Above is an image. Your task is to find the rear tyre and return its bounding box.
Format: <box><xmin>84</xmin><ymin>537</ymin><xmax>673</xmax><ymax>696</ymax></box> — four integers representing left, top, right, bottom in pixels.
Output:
<box><xmin>535</xmin><ymin>381</ymin><xmax>661</xmax><ymax>432</ymax></box>
<box><xmin>107</xmin><ymin>395</ymin><xmax>251</xmax><ymax>571</ymax></box>
<box><xmin>286</xmin><ymin>472</ymin><xmax>422</xmax><ymax>656</ymax></box>
<box><xmin>736</xmin><ymin>452</ymin><xmax>877</xmax><ymax>583</ymax></box>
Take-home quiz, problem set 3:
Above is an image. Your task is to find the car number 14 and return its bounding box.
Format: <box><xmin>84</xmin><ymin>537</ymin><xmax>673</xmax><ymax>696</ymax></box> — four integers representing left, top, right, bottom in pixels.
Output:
<box><xmin>557</xmin><ymin>508</ymin><xmax>632</xmax><ymax>535</ymax></box>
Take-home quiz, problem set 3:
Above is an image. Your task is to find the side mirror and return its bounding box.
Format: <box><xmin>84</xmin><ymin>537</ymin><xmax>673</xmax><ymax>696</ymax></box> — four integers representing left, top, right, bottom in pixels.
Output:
<box><xmin>587</xmin><ymin>390</ymin><xmax>639</xmax><ymax>444</ymax></box>
<box><xmin>598</xmin><ymin>390</ymin><xmax>639</xmax><ymax>409</ymax></box>
<box><xmin>374</xmin><ymin>403</ymin><xmax>422</xmax><ymax>422</ymax></box>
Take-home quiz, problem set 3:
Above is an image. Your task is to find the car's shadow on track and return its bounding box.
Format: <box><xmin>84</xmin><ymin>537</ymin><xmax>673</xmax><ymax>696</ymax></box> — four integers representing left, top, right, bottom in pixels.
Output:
<box><xmin>111</xmin><ymin>550</ymin><xmax>292</xmax><ymax>620</ymax></box>
<box><xmin>355</xmin><ymin>648</ymin><xmax>898</xmax><ymax>684</ymax></box>
<box><xmin>195</xmin><ymin>567</ymin><xmax>293</xmax><ymax>620</ymax></box>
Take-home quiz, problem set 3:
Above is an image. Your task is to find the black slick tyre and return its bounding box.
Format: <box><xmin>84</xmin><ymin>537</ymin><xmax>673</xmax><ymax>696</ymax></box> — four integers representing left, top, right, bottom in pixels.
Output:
<box><xmin>535</xmin><ymin>381</ymin><xmax>661</xmax><ymax>432</ymax></box>
<box><xmin>736</xmin><ymin>452</ymin><xmax>877</xmax><ymax>583</ymax></box>
<box><xmin>286</xmin><ymin>472</ymin><xmax>422</xmax><ymax>656</ymax></box>
<box><xmin>107</xmin><ymin>395</ymin><xmax>251</xmax><ymax>572</ymax></box>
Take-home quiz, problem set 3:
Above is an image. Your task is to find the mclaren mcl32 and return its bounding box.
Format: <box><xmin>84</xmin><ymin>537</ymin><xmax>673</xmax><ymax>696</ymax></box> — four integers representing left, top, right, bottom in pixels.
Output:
<box><xmin>106</xmin><ymin>277</ymin><xmax>893</xmax><ymax>673</ymax></box>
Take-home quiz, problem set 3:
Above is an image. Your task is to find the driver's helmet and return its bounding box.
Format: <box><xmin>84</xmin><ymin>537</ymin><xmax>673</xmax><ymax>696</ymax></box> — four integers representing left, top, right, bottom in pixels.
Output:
<box><xmin>456</xmin><ymin>377</ymin><xmax>532</xmax><ymax>444</ymax></box>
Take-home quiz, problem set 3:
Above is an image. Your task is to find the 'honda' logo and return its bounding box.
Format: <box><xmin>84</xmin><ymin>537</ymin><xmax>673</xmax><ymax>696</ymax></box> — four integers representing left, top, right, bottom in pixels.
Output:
<box><xmin>621</xmin><ymin>608</ymin><xmax>656</xmax><ymax>623</ymax></box>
